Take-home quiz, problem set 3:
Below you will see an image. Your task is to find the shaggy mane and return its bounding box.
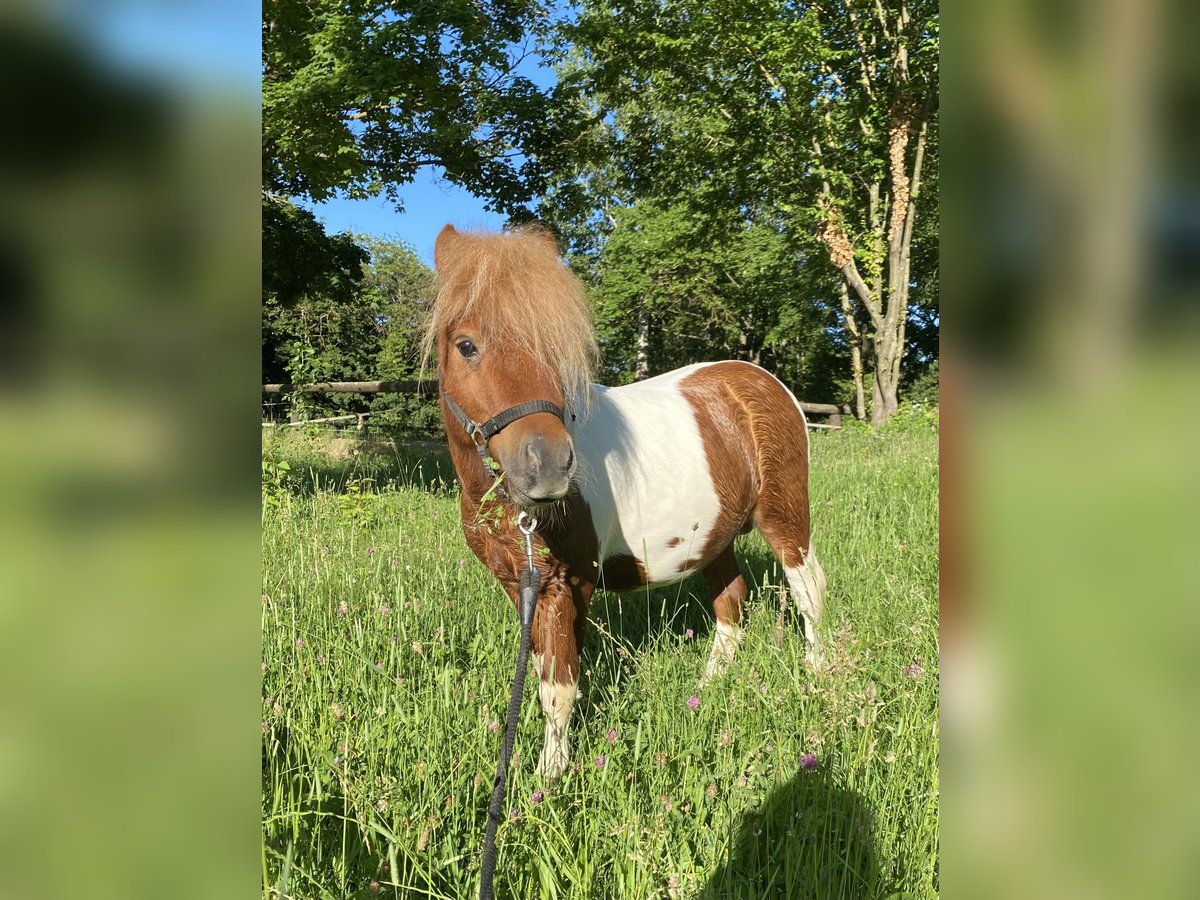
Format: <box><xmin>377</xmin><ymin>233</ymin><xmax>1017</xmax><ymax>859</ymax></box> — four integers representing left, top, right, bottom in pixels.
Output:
<box><xmin>422</xmin><ymin>226</ymin><xmax>599</xmax><ymax>410</ymax></box>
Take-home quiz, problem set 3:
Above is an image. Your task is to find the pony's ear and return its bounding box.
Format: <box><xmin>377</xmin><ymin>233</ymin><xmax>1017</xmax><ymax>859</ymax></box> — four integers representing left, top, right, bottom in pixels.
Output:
<box><xmin>434</xmin><ymin>224</ymin><xmax>460</xmax><ymax>270</ymax></box>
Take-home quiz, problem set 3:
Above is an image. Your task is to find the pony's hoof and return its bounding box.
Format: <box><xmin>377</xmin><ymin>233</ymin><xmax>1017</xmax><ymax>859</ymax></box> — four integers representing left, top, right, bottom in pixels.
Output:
<box><xmin>805</xmin><ymin>647</ymin><xmax>827</xmax><ymax>671</ymax></box>
<box><xmin>697</xmin><ymin>656</ymin><xmax>729</xmax><ymax>691</ymax></box>
<box><xmin>536</xmin><ymin>750</ymin><xmax>568</xmax><ymax>783</ymax></box>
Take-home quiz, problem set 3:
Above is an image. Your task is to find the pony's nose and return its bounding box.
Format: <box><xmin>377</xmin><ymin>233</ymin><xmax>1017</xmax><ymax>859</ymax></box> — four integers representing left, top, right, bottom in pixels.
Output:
<box><xmin>519</xmin><ymin>433</ymin><xmax>574</xmax><ymax>500</ymax></box>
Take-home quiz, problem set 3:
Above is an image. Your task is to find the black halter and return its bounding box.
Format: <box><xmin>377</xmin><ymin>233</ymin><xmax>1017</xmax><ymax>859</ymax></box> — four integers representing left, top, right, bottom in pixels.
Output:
<box><xmin>442</xmin><ymin>391</ymin><xmax>566</xmax><ymax>477</ymax></box>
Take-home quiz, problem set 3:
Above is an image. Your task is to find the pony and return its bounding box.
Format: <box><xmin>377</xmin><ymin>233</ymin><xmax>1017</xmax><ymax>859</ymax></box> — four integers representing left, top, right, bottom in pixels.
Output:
<box><xmin>427</xmin><ymin>224</ymin><xmax>826</xmax><ymax>780</ymax></box>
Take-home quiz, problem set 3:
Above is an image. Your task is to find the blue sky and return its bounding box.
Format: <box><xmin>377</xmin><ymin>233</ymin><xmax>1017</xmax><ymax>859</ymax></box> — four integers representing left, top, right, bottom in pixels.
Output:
<box><xmin>306</xmin><ymin>175</ymin><xmax>508</xmax><ymax>266</ymax></box>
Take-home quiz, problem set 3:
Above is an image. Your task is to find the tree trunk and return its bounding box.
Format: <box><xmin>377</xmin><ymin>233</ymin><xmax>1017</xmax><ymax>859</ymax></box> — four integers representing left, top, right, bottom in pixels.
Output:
<box><xmin>635</xmin><ymin>308</ymin><xmax>650</xmax><ymax>381</ymax></box>
<box><xmin>853</xmin><ymin>347</ymin><xmax>866</xmax><ymax>421</ymax></box>
<box><xmin>870</xmin><ymin>340</ymin><xmax>901</xmax><ymax>426</ymax></box>
<box><xmin>839</xmin><ymin>282</ymin><xmax>867</xmax><ymax>419</ymax></box>
<box><xmin>817</xmin><ymin>93</ymin><xmax>929</xmax><ymax>428</ymax></box>
<box><xmin>738</xmin><ymin>328</ymin><xmax>762</xmax><ymax>367</ymax></box>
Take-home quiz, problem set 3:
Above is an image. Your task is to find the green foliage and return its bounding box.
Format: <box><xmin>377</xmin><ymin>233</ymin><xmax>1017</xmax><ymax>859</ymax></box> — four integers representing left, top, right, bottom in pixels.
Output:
<box><xmin>264</xmin><ymin>284</ymin><xmax>386</xmax><ymax>419</ymax></box>
<box><xmin>262</xmin><ymin>196</ymin><xmax>373</xmax><ymax>389</ymax></box>
<box><xmin>262</xmin><ymin>195</ymin><xmax>368</xmax><ymax>308</ymax></box>
<box><xmin>880</xmin><ymin>402</ymin><xmax>940</xmax><ymax>436</ymax></box>
<box><xmin>263</xmin><ymin>0</ymin><xmax>565</xmax><ymax>211</ymax></box>
<box><xmin>261</xmin><ymin>429</ymin><xmax>939</xmax><ymax>898</ymax></box>
<box><xmin>260</xmin><ymin>455</ymin><xmax>293</xmax><ymax>512</ymax></box>
<box><xmin>263</xmin><ymin>2</ymin><xmax>577</xmax><ymax>426</ymax></box>
<box><xmin>337</xmin><ymin>476</ymin><xmax>381</xmax><ymax>528</ymax></box>
<box><xmin>263</xmin><ymin>236</ymin><xmax>440</xmax><ymax>431</ymax></box>
<box><xmin>362</xmin><ymin>236</ymin><xmax>442</xmax><ymax>434</ymax></box>
<box><xmin>903</xmin><ymin>359</ymin><xmax>940</xmax><ymax>408</ymax></box>
<box><xmin>541</xmin><ymin>0</ymin><xmax>939</xmax><ymax>414</ymax></box>
<box><xmin>581</xmin><ymin>200</ymin><xmax>843</xmax><ymax>395</ymax></box>
<box><xmin>260</xmin><ymin>0</ymin><xmax>940</xmax><ymax>428</ymax></box>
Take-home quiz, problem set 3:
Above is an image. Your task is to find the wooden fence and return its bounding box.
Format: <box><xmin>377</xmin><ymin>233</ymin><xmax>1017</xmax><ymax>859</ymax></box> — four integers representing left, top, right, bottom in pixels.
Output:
<box><xmin>262</xmin><ymin>380</ymin><xmax>851</xmax><ymax>427</ymax></box>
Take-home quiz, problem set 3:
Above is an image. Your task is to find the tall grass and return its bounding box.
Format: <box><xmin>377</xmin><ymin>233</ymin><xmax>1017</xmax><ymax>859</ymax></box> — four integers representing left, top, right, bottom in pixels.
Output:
<box><xmin>262</xmin><ymin>425</ymin><xmax>938</xmax><ymax>899</ymax></box>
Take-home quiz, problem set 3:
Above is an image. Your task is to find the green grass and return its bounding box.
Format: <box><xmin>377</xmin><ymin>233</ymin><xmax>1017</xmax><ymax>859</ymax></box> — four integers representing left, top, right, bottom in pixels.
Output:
<box><xmin>262</xmin><ymin>425</ymin><xmax>939</xmax><ymax>899</ymax></box>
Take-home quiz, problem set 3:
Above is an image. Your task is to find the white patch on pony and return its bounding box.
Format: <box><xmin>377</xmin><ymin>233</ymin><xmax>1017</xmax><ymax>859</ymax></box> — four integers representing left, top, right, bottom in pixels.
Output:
<box><xmin>571</xmin><ymin>363</ymin><xmax>726</xmax><ymax>586</ymax></box>
<box><xmin>785</xmin><ymin>545</ymin><xmax>827</xmax><ymax>669</ymax></box>
<box><xmin>535</xmin><ymin>675</ymin><xmax>577</xmax><ymax>781</ymax></box>
<box><xmin>699</xmin><ymin>618</ymin><xmax>744</xmax><ymax>688</ymax></box>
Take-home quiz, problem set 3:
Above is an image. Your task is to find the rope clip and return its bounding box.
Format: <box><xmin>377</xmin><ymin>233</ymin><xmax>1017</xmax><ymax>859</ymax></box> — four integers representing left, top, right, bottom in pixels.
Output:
<box><xmin>517</xmin><ymin>511</ymin><xmax>538</xmax><ymax>572</ymax></box>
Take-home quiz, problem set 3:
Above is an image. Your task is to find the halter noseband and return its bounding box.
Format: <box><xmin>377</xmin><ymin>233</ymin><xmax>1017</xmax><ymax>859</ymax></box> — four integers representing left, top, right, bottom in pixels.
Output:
<box><xmin>442</xmin><ymin>391</ymin><xmax>566</xmax><ymax>477</ymax></box>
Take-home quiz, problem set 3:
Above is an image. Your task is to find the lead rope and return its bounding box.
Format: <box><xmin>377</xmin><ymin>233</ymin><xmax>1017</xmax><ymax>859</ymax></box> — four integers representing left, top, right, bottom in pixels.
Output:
<box><xmin>479</xmin><ymin>511</ymin><xmax>540</xmax><ymax>900</ymax></box>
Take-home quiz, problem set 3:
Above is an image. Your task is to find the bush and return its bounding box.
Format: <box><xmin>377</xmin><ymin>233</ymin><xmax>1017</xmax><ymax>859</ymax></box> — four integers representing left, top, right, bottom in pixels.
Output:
<box><xmin>881</xmin><ymin>401</ymin><xmax>939</xmax><ymax>435</ymax></box>
<box><xmin>903</xmin><ymin>360</ymin><xmax>939</xmax><ymax>408</ymax></box>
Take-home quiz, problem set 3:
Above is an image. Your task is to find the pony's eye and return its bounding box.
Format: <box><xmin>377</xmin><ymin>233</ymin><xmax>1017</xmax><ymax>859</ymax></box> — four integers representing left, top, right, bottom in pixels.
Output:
<box><xmin>456</xmin><ymin>339</ymin><xmax>478</xmax><ymax>359</ymax></box>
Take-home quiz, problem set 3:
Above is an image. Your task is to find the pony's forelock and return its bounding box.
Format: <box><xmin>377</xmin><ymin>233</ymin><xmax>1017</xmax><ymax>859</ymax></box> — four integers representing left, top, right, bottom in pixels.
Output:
<box><xmin>422</xmin><ymin>226</ymin><xmax>598</xmax><ymax>411</ymax></box>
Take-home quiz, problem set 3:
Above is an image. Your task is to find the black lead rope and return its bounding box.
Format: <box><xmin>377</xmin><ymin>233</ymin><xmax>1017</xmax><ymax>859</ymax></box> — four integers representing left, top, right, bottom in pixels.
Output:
<box><xmin>479</xmin><ymin>512</ymin><xmax>540</xmax><ymax>900</ymax></box>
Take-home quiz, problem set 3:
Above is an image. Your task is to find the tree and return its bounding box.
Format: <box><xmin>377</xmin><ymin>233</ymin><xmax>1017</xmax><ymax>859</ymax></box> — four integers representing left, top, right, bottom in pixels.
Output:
<box><xmin>263</xmin><ymin>2</ymin><xmax>570</xmax><ymax>425</ymax></box>
<box><xmin>579</xmin><ymin>199</ymin><xmax>842</xmax><ymax>397</ymax></box>
<box><xmin>262</xmin><ymin>195</ymin><xmax>368</xmax><ymax>309</ymax></box>
<box><xmin>263</xmin><ymin>0</ymin><xmax>565</xmax><ymax>212</ymax></box>
<box><xmin>262</xmin><ymin>196</ymin><xmax>369</xmax><ymax>388</ymax></box>
<box><xmin>261</xmin><ymin>236</ymin><xmax>436</xmax><ymax>427</ymax></box>
<box><xmin>363</xmin><ymin>237</ymin><xmax>441</xmax><ymax>433</ymax></box>
<box><xmin>261</xmin><ymin>1</ymin><xmax>576</xmax><ymax>422</ymax></box>
<box><xmin>262</xmin><ymin>274</ymin><xmax>387</xmax><ymax>419</ymax></box>
<box><xmin>549</xmin><ymin>0</ymin><xmax>938</xmax><ymax>424</ymax></box>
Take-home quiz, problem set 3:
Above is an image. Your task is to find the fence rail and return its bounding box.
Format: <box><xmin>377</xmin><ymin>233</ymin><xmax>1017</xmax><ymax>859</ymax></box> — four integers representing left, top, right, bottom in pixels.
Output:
<box><xmin>262</xmin><ymin>413</ymin><xmax>370</xmax><ymax>428</ymax></box>
<box><xmin>261</xmin><ymin>379</ymin><xmax>849</xmax><ymax>424</ymax></box>
<box><xmin>262</xmin><ymin>380</ymin><xmax>432</xmax><ymax>395</ymax></box>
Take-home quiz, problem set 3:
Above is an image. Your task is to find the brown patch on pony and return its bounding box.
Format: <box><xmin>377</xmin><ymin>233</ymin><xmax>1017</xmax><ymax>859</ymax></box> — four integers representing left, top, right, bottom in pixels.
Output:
<box><xmin>455</xmin><ymin>485</ymin><xmax>599</xmax><ymax>686</ymax></box>
<box><xmin>703</xmin><ymin>547</ymin><xmax>748</xmax><ymax>627</ymax></box>
<box><xmin>666</xmin><ymin>536</ymin><xmax>684</xmax><ymax>548</ymax></box>
<box><xmin>599</xmin><ymin>554</ymin><xmax>648</xmax><ymax>592</ymax></box>
<box><xmin>424</xmin><ymin>224</ymin><xmax>598</xmax><ymax>409</ymax></box>
<box><xmin>679</xmin><ymin>362</ymin><xmax>812</xmax><ymax>569</ymax></box>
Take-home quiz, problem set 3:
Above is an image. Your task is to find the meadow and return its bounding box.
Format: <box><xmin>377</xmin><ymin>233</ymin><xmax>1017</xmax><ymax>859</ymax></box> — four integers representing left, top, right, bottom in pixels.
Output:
<box><xmin>262</xmin><ymin>421</ymin><xmax>939</xmax><ymax>899</ymax></box>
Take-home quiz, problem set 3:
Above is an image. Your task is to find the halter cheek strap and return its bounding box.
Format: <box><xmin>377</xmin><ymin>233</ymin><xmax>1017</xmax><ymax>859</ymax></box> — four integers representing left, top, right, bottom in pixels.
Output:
<box><xmin>442</xmin><ymin>392</ymin><xmax>566</xmax><ymax>476</ymax></box>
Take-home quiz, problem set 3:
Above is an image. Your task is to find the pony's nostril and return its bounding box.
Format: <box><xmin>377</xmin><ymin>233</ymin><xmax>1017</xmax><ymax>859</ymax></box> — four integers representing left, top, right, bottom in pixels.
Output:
<box><xmin>565</xmin><ymin>447</ymin><xmax>575</xmax><ymax>474</ymax></box>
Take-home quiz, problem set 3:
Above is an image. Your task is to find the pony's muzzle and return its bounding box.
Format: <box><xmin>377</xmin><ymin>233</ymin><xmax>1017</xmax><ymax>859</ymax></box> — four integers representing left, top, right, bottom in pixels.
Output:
<box><xmin>516</xmin><ymin>432</ymin><xmax>576</xmax><ymax>503</ymax></box>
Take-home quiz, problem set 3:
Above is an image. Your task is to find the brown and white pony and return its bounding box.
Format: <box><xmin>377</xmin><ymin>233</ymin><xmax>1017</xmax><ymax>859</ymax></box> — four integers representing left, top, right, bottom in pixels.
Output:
<box><xmin>427</xmin><ymin>224</ymin><xmax>826</xmax><ymax>780</ymax></box>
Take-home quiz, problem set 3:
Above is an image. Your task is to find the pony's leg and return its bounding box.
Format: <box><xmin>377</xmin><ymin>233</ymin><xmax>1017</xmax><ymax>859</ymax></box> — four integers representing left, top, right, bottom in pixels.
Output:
<box><xmin>757</xmin><ymin>511</ymin><xmax>826</xmax><ymax>668</ymax></box>
<box><xmin>530</xmin><ymin>586</ymin><xmax>583</xmax><ymax>781</ymax></box>
<box><xmin>784</xmin><ymin>546</ymin><xmax>827</xmax><ymax>668</ymax></box>
<box><xmin>698</xmin><ymin>547</ymin><xmax>748</xmax><ymax>688</ymax></box>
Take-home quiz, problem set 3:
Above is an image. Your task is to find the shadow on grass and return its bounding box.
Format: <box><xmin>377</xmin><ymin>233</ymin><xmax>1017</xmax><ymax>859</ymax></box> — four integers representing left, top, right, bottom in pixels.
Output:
<box><xmin>266</xmin><ymin>433</ymin><xmax>458</xmax><ymax>497</ymax></box>
<box><xmin>585</xmin><ymin>539</ymin><xmax>796</xmax><ymax>653</ymax></box>
<box><xmin>700</xmin><ymin>768</ymin><xmax>883</xmax><ymax>900</ymax></box>
<box><xmin>576</xmin><ymin>540</ymin><xmax>808</xmax><ymax>724</ymax></box>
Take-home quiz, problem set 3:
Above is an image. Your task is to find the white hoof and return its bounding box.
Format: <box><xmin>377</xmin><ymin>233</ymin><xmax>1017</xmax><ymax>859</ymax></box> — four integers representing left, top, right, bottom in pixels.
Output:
<box><xmin>805</xmin><ymin>646</ymin><xmax>826</xmax><ymax>671</ymax></box>
<box><xmin>699</xmin><ymin>620</ymin><xmax>743</xmax><ymax>688</ymax></box>
<box><xmin>536</xmin><ymin>740</ymin><xmax>569</xmax><ymax>782</ymax></box>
